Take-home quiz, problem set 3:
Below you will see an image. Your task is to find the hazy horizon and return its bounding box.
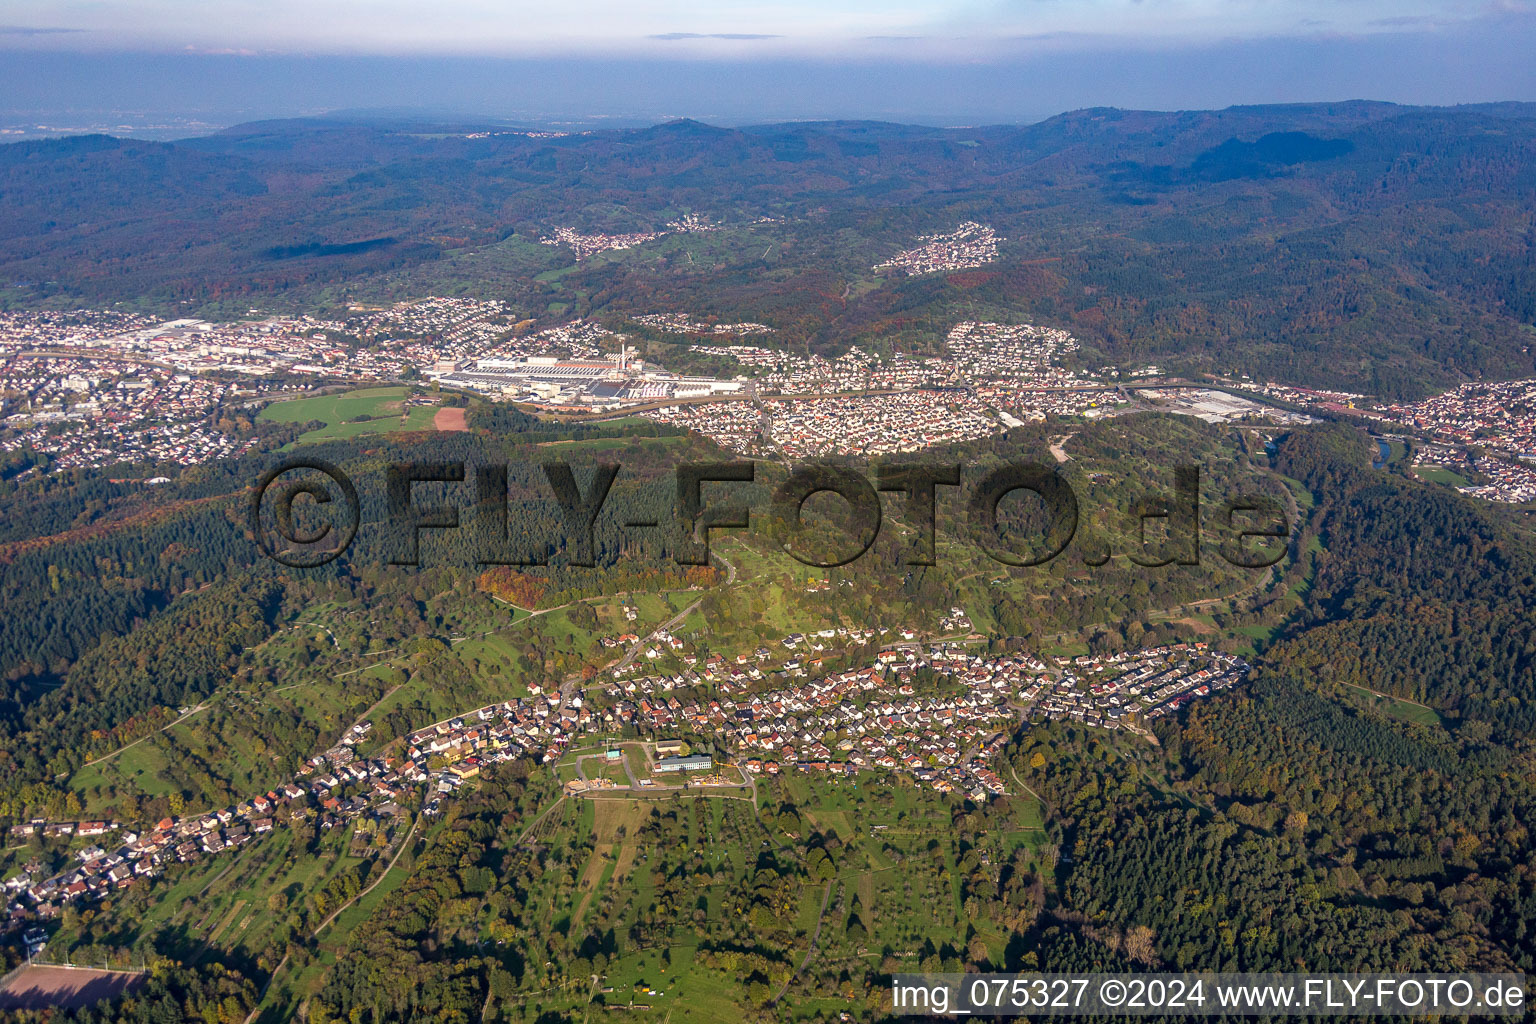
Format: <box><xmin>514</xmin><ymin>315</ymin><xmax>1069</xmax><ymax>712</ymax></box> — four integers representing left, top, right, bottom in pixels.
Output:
<box><xmin>2</xmin><ymin>2</ymin><xmax>1534</xmax><ymax>137</ymax></box>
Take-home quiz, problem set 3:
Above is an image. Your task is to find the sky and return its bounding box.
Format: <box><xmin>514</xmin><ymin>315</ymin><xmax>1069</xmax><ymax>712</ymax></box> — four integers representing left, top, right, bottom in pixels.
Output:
<box><xmin>1</xmin><ymin>1</ymin><xmax>1534</xmax><ymax>129</ymax></box>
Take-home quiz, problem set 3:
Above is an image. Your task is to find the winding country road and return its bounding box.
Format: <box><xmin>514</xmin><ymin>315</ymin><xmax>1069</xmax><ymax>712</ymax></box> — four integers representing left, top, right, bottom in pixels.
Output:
<box><xmin>312</xmin><ymin>815</ymin><xmax>420</xmax><ymax>937</ymax></box>
<box><xmin>65</xmin><ymin>702</ymin><xmax>210</xmax><ymax>776</ymax></box>
<box><xmin>579</xmin><ymin>547</ymin><xmax>738</xmax><ymax>690</ymax></box>
<box><xmin>246</xmin><ymin>812</ymin><xmax>423</xmax><ymax>1024</ymax></box>
<box><xmin>770</xmin><ymin>878</ymin><xmax>835</xmax><ymax>1005</ymax></box>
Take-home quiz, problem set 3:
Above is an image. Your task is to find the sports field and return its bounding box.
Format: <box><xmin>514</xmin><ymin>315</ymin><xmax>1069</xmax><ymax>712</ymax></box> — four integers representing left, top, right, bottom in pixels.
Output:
<box><xmin>0</xmin><ymin>966</ymin><xmax>145</xmax><ymax>1011</ymax></box>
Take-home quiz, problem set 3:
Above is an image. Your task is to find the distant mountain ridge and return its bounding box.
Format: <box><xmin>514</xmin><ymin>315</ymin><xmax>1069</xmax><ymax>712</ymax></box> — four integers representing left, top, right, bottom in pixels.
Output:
<box><xmin>2</xmin><ymin>100</ymin><xmax>1535</xmax><ymax>397</ymax></box>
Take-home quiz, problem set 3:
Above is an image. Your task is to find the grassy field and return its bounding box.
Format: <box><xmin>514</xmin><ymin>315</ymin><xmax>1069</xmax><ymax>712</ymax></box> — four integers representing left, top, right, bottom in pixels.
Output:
<box><xmin>70</xmin><ymin>734</ymin><xmax>182</xmax><ymax>810</ymax></box>
<box><xmin>1413</xmin><ymin>465</ymin><xmax>1471</xmax><ymax>488</ymax></box>
<box><xmin>1344</xmin><ymin>683</ymin><xmax>1447</xmax><ymax>728</ymax></box>
<box><xmin>258</xmin><ymin>386</ymin><xmax>454</xmax><ymax>445</ymax></box>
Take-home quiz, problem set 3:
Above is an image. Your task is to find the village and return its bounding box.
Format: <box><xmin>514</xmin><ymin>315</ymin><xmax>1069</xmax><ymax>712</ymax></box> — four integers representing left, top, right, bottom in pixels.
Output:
<box><xmin>1453</xmin><ymin>455</ymin><xmax>1536</xmax><ymax>503</ymax></box>
<box><xmin>759</xmin><ymin>391</ymin><xmax>1013</xmax><ymax>457</ymax></box>
<box><xmin>628</xmin><ymin>312</ymin><xmax>775</xmax><ymax>336</ymax></box>
<box><xmin>539</xmin><ymin>226</ymin><xmax>665</xmax><ymax>260</ymax></box>
<box><xmin>1371</xmin><ymin>380</ymin><xmax>1536</xmax><ymax>502</ymax></box>
<box><xmin>0</xmin><ymin>298</ymin><xmax>516</xmax><ymax>470</ymax></box>
<box><xmin>682</xmin><ymin>320</ymin><xmax>1083</xmax><ymax>396</ymax></box>
<box><xmin>4</xmin><ymin>747</ymin><xmax>420</xmax><ymax>956</ymax></box>
<box><xmin>874</xmin><ymin>222</ymin><xmax>1001</xmax><ymax>274</ymax></box>
<box><xmin>0</xmin><ymin>356</ymin><xmax>269</xmax><ymax>469</ymax></box>
<box><xmin>1382</xmin><ymin>379</ymin><xmax>1536</xmax><ymax>455</ymax></box>
<box><xmin>641</xmin><ymin>320</ymin><xmax>1113</xmax><ymax>454</ymax></box>
<box><xmin>1</xmin><ymin>590</ymin><xmax>1249</xmax><ymax>953</ymax></box>
<box><xmin>1</xmin><ymin>297</ymin><xmax>514</xmax><ymax>381</ymax></box>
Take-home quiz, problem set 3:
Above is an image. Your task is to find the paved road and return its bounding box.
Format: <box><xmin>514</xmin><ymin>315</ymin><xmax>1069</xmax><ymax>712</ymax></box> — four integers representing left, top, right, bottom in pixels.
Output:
<box><xmin>588</xmin><ymin>548</ymin><xmax>738</xmax><ymax>687</ymax></box>
<box><xmin>574</xmin><ymin>743</ymin><xmax>647</xmax><ymax>788</ymax></box>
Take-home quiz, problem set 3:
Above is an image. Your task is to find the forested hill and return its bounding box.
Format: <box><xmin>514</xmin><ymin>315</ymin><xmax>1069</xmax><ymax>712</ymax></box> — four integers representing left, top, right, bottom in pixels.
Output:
<box><xmin>2</xmin><ymin>102</ymin><xmax>1535</xmax><ymax>396</ymax></box>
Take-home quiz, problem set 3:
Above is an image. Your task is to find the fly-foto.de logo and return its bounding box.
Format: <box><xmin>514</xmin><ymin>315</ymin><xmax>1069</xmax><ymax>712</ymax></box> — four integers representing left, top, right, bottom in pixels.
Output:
<box><xmin>249</xmin><ymin>458</ymin><xmax>1290</xmax><ymax>570</ymax></box>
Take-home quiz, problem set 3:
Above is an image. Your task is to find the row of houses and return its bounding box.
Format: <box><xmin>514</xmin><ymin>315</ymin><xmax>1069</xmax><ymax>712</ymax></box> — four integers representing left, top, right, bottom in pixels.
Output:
<box><xmin>6</xmin><ymin>756</ymin><xmax>418</xmax><ymax>931</ymax></box>
<box><xmin>600</xmin><ymin>625</ymin><xmax>890</xmax><ymax>691</ymax></box>
<box><xmin>8</xmin><ymin>820</ymin><xmax>116</xmax><ymax>840</ymax></box>
<box><xmin>6</xmin><ymin>687</ymin><xmax>605</xmax><ymax>935</ymax></box>
<box><xmin>605</xmin><ymin>644</ymin><xmax>1021</xmax><ymax>800</ymax></box>
<box><xmin>5</xmin><ymin>627</ymin><xmax>1246</xmax><ymax>945</ymax></box>
<box><xmin>1024</xmin><ymin>645</ymin><xmax>1251</xmax><ymax>728</ymax></box>
<box><xmin>403</xmin><ymin>692</ymin><xmax>593</xmax><ymax>816</ymax></box>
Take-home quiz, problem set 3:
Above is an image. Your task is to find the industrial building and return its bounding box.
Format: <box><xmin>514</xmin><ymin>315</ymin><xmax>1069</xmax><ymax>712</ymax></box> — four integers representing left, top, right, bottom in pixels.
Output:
<box><xmin>654</xmin><ymin>754</ymin><xmax>714</xmax><ymax>773</ymax></box>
